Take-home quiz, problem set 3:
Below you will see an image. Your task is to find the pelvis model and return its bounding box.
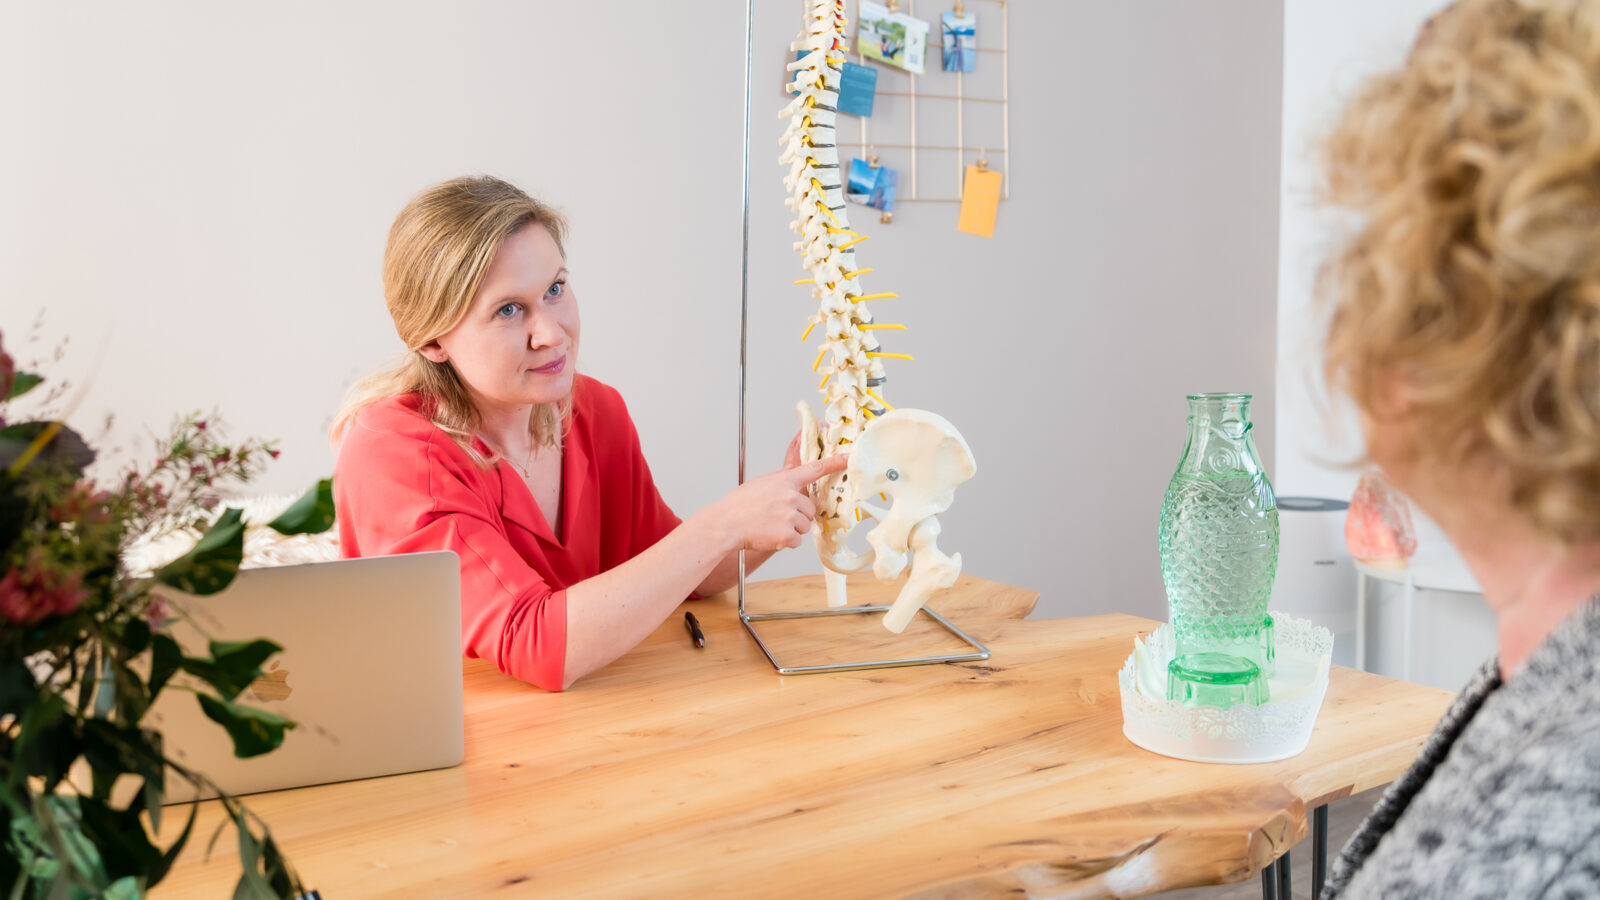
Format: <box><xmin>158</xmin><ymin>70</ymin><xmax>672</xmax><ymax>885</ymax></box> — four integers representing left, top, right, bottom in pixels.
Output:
<box><xmin>780</xmin><ymin>0</ymin><xmax>976</xmax><ymax>633</ymax></box>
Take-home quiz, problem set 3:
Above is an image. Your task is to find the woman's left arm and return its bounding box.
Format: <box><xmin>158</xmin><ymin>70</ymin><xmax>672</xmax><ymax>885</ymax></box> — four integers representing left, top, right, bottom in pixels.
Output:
<box><xmin>694</xmin><ymin>547</ymin><xmax>777</xmax><ymax>597</ymax></box>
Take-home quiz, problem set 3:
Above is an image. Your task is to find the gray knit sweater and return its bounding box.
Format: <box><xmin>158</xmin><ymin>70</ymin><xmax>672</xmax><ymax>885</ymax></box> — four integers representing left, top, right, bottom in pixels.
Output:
<box><xmin>1323</xmin><ymin>595</ymin><xmax>1600</xmax><ymax>898</ymax></box>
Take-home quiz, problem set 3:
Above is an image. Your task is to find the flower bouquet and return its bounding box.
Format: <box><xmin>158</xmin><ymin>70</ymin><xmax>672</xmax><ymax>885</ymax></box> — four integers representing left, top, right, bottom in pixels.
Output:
<box><xmin>0</xmin><ymin>331</ymin><xmax>331</xmax><ymax>898</ymax></box>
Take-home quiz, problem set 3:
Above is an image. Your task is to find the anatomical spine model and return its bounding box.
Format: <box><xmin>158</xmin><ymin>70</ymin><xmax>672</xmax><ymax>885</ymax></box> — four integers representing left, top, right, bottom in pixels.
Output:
<box><xmin>781</xmin><ymin>0</ymin><xmax>976</xmax><ymax>633</ymax></box>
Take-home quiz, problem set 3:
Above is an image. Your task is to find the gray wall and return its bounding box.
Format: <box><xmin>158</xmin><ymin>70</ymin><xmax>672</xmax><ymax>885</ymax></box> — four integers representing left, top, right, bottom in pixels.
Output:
<box><xmin>747</xmin><ymin>1</ymin><xmax>1285</xmax><ymax>622</ymax></box>
<box><xmin>1</xmin><ymin>1</ymin><xmax>1283</xmax><ymax>623</ymax></box>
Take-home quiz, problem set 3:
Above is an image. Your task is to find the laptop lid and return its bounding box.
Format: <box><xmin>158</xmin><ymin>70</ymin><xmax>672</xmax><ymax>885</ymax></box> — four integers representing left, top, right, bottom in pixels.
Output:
<box><xmin>148</xmin><ymin>550</ymin><xmax>464</xmax><ymax>802</ymax></box>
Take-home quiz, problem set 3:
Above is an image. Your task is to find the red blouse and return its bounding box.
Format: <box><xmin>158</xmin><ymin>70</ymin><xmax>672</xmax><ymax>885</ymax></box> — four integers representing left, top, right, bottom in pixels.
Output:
<box><xmin>334</xmin><ymin>375</ymin><xmax>683</xmax><ymax>691</ymax></box>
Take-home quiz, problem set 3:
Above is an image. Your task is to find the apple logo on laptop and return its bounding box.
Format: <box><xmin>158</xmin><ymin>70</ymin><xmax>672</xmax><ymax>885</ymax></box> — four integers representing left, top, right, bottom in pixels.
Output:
<box><xmin>247</xmin><ymin>660</ymin><xmax>293</xmax><ymax>703</ymax></box>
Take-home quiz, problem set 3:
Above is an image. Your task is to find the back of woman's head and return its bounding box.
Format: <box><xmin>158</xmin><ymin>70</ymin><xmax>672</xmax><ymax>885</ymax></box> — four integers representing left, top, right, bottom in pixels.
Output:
<box><xmin>1321</xmin><ymin>0</ymin><xmax>1600</xmax><ymax>543</ymax></box>
<box><xmin>332</xmin><ymin>176</ymin><xmax>570</xmax><ymax>451</ymax></box>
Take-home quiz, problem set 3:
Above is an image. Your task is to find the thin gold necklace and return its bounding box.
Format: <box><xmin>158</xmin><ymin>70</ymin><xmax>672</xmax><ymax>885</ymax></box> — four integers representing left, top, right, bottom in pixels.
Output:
<box><xmin>495</xmin><ymin>443</ymin><xmax>537</xmax><ymax>480</ymax></box>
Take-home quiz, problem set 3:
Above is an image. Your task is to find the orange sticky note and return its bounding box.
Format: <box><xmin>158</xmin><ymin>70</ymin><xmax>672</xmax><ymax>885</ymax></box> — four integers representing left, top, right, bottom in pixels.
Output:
<box><xmin>957</xmin><ymin>165</ymin><xmax>1002</xmax><ymax>237</ymax></box>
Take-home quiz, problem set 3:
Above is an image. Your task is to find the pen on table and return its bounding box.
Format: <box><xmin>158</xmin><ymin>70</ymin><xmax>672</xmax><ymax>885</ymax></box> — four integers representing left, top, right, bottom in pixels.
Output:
<box><xmin>684</xmin><ymin>611</ymin><xmax>706</xmax><ymax>649</ymax></box>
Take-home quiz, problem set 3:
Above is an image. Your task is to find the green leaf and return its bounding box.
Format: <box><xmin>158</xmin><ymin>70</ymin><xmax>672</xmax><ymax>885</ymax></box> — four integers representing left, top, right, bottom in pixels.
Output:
<box><xmin>146</xmin><ymin>799</ymin><xmax>197</xmax><ymax>887</ymax></box>
<box><xmin>142</xmin><ymin>732</ymin><xmax>167</xmax><ymax>836</ymax></box>
<box><xmin>5</xmin><ymin>372</ymin><xmax>41</xmax><ymax>400</ymax></box>
<box><xmin>108</xmin><ymin>655</ymin><xmax>153</xmax><ymax>726</ymax></box>
<box><xmin>261</xmin><ymin>834</ymin><xmax>297</xmax><ymax>898</ymax></box>
<box><xmin>76</xmin><ymin>648</ymin><xmax>100</xmax><ymax>717</ymax></box>
<box><xmin>155</xmin><ymin>508</ymin><xmax>245</xmax><ymax>595</ymax></box>
<box><xmin>0</xmin><ymin>803</ymin><xmax>20</xmax><ymax>885</ymax></box>
<box><xmin>104</xmin><ymin>876</ymin><xmax>144</xmax><ymax>900</ymax></box>
<box><xmin>78</xmin><ymin>725</ymin><xmax>135</xmax><ymax>802</ymax></box>
<box><xmin>13</xmin><ymin>695</ymin><xmax>79</xmax><ymax>791</ymax></box>
<box><xmin>0</xmin><ymin>658</ymin><xmax>36</xmax><ymax>718</ymax></box>
<box><xmin>121</xmin><ymin>620</ymin><xmax>151</xmax><ymax>657</ymax></box>
<box><xmin>0</xmin><ymin>421</ymin><xmax>95</xmax><ymax>476</ymax></box>
<box><xmin>79</xmin><ymin>721</ymin><xmax>165</xmax><ymax>801</ymax></box>
<box><xmin>148</xmin><ymin>633</ymin><xmax>182</xmax><ymax>699</ymax></box>
<box><xmin>266</xmin><ymin>478</ymin><xmax>335</xmax><ymax>536</ymax></box>
<box><xmin>180</xmin><ymin>639</ymin><xmax>282</xmax><ymax>702</ymax></box>
<box><xmin>196</xmin><ymin>694</ymin><xmax>294</xmax><ymax>759</ymax></box>
<box><xmin>0</xmin><ymin>489</ymin><xmax>25</xmax><ymax>556</ymax></box>
<box><xmin>231</xmin><ymin>813</ymin><xmax>278</xmax><ymax>900</ymax></box>
<box><xmin>25</xmin><ymin>794</ymin><xmax>110</xmax><ymax>891</ymax></box>
<box><xmin>75</xmin><ymin>795</ymin><xmax>161</xmax><ymax>882</ymax></box>
<box><xmin>209</xmin><ymin>640</ymin><xmax>281</xmax><ymax>677</ymax></box>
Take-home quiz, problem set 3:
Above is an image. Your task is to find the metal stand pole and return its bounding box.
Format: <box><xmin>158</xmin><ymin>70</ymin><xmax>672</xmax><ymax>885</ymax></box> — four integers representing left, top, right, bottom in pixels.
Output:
<box><xmin>733</xmin><ymin>0</ymin><xmax>990</xmax><ymax>675</ymax></box>
<box><xmin>1313</xmin><ymin>804</ymin><xmax>1329</xmax><ymax>897</ymax></box>
<box><xmin>1402</xmin><ymin>573</ymin><xmax>1416</xmax><ymax>682</ymax></box>
<box><xmin>1261</xmin><ymin>860</ymin><xmax>1278</xmax><ymax>900</ymax></box>
<box><xmin>1278</xmin><ymin>849</ymin><xmax>1292</xmax><ymax>898</ymax></box>
<box><xmin>735</xmin><ymin>0</ymin><xmax>754</xmax><ymax>614</ymax></box>
<box><xmin>1355</xmin><ymin>571</ymin><xmax>1368</xmax><ymax>671</ymax></box>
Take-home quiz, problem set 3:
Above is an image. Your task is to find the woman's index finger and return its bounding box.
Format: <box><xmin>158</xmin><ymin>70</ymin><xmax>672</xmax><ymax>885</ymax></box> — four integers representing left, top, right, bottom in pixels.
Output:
<box><xmin>790</xmin><ymin>452</ymin><xmax>848</xmax><ymax>485</ymax></box>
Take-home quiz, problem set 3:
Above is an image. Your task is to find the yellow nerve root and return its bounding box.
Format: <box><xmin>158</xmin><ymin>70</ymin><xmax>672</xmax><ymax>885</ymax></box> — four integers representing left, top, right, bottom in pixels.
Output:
<box><xmin>812</xmin><ymin>347</ymin><xmax>828</xmax><ymax>372</ymax></box>
<box><xmin>867</xmin><ymin>352</ymin><xmax>914</xmax><ymax>361</ymax></box>
<box><xmin>865</xmin><ymin>388</ymin><xmax>894</xmax><ymax>411</ymax></box>
<box><xmin>850</xmin><ymin>292</ymin><xmax>898</xmax><ymax>303</ymax></box>
<box><xmin>800</xmin><ymin>321</ymin><xmax>818</xmax><ymax>342</ymax></box>
<box><xmin>859</xmin><ymin>323</ymin><xmax>905</xmax><ymax>331</ymax></box>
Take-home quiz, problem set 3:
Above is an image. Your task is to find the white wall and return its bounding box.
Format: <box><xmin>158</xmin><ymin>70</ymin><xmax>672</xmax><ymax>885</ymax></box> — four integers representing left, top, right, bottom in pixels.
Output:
<box><xmin>1276</xmin><ymin>0</ymin><xmax>1497</xmax><ymax>690</ymax></box>
<box><xmin>1275</xmin><ymin>0</ymin><xmax>1449</xmax><ymax>500</ymax></box>
<box><xmin>3</xmin><ymin>1</ymin><xmax>1283</xmax><ymax>623</ymax></box>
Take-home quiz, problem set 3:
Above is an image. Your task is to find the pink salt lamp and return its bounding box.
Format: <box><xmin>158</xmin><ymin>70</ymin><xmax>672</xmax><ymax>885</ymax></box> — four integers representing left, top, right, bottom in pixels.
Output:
<box><xmin>1345</xmin><ymin>469</ymin><xmax>1417</xmax><ymax>569</ymax></box>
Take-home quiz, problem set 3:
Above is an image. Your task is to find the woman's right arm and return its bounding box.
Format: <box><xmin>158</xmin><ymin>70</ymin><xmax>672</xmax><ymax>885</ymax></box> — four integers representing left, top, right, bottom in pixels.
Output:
<box><xmin>559</xmin><ymin>454</ymin><xmax>845</xmax><ymax>689</ymax></box>
<box><xmin>338</xmin><ymin>415</ymin><xmax>844</xmax><ymax>691</ymax></box>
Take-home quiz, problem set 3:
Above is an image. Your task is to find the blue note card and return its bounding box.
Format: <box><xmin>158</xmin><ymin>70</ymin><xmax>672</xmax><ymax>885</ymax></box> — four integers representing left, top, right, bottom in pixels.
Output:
<box><xmin>790</xmin><ymin>53</ymin><xmax>877</xmax><ymax>118</ymax></box>
<box><xmin>838</xmin><ymin>61</ymin><xmax>877</xmax><ymax>117</ymax></box>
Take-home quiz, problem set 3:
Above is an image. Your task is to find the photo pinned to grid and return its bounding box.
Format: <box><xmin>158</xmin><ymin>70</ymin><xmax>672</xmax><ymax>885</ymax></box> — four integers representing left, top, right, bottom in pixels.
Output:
<box><xmin>832</xmin><ymin>0</ymin><xmax>1010</xmax><ymax>216</ymax></box>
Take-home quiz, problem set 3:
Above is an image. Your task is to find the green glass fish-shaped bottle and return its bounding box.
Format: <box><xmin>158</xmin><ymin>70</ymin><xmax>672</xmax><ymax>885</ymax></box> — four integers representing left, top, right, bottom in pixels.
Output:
<box><xmin>1158</xmin><ymin>393</ymin><xmax>1279</xmax><ymax>708</ymax></box>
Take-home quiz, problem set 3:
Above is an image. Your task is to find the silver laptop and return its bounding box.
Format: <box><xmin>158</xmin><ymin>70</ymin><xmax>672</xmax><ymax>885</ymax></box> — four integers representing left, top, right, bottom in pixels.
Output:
<box><xmin>147</xmin><ymin>551</ymin><xmax>464</xmax><ymax>802</ymax></box>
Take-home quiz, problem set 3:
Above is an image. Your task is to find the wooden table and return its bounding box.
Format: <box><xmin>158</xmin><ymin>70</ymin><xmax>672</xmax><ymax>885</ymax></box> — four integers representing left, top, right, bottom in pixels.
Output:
<box><xmin>156</xmin><ymin>575</ymin><xmax>1453</xmax><ymax>898</ymax></box>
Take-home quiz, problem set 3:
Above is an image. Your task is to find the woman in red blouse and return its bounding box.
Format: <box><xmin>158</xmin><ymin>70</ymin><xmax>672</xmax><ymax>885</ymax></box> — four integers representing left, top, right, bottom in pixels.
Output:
<box><xmin>331</xmin><ymin>176</ymin><xmax>844</xmax><ymax>691</ymax></box>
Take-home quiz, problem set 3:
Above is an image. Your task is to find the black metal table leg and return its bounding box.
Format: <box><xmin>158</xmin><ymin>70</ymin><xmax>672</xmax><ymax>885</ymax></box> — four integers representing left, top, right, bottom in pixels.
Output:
<box><xmin>1313</xmin><ymin>804</ymin><xmax>1329</xmax><ymax>897</ymax></box>
<box><xmin>1278</xmin><ymin>848</ymin><xmax>1293</xmax><ymax>897</ymax></box>
<box><xmin>1261</xmin><ymin>859</ymin><xmax>1279</xmax><ymax>900</ymax></box>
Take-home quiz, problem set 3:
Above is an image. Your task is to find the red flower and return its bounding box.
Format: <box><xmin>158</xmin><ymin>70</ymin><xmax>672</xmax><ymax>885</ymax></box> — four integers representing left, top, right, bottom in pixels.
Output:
<box><xmin>0</xmin><ymin>347</ymin><xmax>13</xmax><ymax>401</ymax></box>
<box><xmin>144</xmin><ymin>594</ymin><xmax>171</xmax><ymax>630</ymax></box>
<box><xmin>0</xmin><ymin>554</ymin><xmax>89</xmax><ymax>626</ymax></box>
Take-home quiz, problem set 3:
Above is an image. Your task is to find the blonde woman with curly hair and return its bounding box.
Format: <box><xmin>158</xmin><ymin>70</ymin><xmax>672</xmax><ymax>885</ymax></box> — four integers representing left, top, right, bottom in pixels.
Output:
<box><xmin>331</xmin><ymin>176</ymin><xmax>844</xmax><ymax>692</ymax></box>
<box><xmin>1318</xmin><ymin>1</ymin><xmax>1600</xmax><ymax>895</ymax></box>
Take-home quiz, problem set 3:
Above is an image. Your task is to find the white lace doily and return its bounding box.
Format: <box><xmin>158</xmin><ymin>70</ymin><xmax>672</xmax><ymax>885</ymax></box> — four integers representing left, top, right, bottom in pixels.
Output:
<box><xmin>1118</xmin><ymin>611</ymin><xmax>1333</xmax><ymax>764</ymax></box>
<box><xmin>122</xmin><ymin>494</ymin><xmax>341</xmax><ymax>577</ymax></box>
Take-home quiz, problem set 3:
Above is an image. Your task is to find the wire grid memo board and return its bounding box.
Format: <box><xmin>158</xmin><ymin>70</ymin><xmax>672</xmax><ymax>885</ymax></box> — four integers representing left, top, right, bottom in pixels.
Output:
<box><xmin>732</xmin><ymin>0</ymin><xmax>993</xmax><ymax>675</ymax></box>
<box><xmin>841</xmin><ymin>0</ymin><xmax>1012</xmax><ymax>209</ymax></box>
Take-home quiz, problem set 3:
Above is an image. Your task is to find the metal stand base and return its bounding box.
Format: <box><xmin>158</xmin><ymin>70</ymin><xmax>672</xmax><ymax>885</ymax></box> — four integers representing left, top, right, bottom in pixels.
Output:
<box><xmin>740</xmin><ymin>603</ymin><xmax>990</xmax><ymax>675</ymax></box>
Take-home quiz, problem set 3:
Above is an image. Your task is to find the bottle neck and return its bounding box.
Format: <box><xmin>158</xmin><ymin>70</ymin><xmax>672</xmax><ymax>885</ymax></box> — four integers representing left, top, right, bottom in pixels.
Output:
<box><xmin>1177</xmin><ymin>395</ymin><xmax>1265</xmax><ymax>479</ymax></box>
